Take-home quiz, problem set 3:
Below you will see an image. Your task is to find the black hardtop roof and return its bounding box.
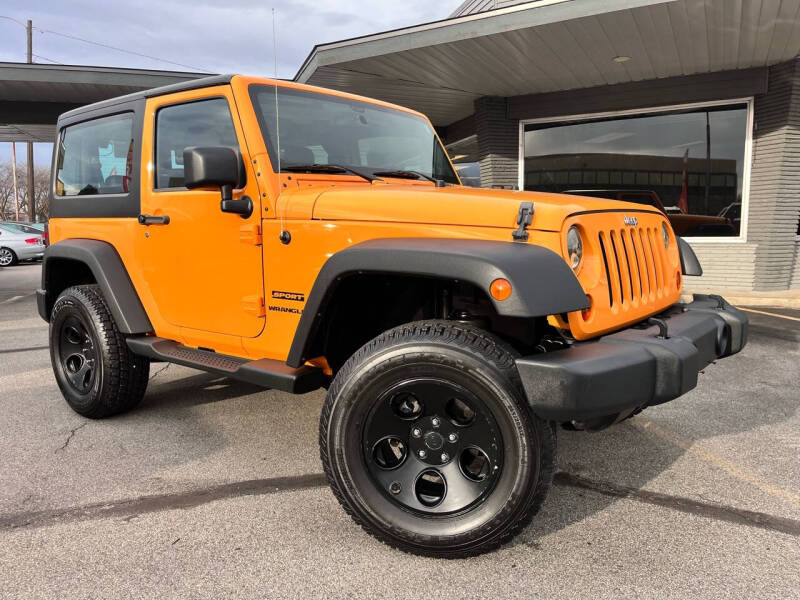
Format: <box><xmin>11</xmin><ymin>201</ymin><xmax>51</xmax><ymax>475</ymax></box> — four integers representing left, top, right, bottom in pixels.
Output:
<box><xmin>59</xmin><ymin>74</ymin><xmax>234</xmax><ymax>121</ymax></box>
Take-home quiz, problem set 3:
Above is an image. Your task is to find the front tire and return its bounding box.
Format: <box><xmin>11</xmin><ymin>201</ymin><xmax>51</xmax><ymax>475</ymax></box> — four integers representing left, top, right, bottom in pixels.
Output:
<box><xmin>49</xmin><ymin>285</ymin><xmax>150</xmax><ymax>418</ymax></box>
<box><xmin>319</xmin><ymin>320</ymin><xmax>555</xmax><ymax>557</ymax></box>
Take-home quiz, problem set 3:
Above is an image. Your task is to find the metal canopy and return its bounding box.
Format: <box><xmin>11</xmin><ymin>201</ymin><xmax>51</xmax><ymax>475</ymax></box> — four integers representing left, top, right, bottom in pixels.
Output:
<box><xmin>0</xmin><ymin>63</ymin><xmax>206</xmax><ymax>142</ymax></box>
<box><xmin>296</xmin><ymin>0</ymin><xmax>800</xmax><ymax>126</ymax></box>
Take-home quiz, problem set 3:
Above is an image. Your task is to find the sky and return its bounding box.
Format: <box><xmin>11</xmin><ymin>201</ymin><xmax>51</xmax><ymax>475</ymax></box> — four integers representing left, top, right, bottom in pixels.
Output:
<box><xmin>0</xmin><ymin>0</ymin><xmax>460</xmax><ymax>165</ymax></box>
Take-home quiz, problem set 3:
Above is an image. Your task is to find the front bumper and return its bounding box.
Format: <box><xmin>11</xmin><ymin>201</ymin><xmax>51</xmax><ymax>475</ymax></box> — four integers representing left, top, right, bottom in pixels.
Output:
<box><xmin>516</xmin><ymin>294</ymin><xmax>748</xmax><ymax>423</ymax></box>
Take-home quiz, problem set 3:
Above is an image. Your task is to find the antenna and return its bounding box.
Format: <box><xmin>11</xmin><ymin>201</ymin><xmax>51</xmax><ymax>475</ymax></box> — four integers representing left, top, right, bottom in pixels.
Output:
<box><xmin>273</xmin><ymin>8</ymin><xmax>290</xmax><ymax>244</ymax></box>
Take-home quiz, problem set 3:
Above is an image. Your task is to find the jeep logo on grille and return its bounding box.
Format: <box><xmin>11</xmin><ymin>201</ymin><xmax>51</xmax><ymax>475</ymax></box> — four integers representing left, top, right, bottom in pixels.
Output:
<box><xmin>623</xmin><ymin>216</ymin><xmax>638</xmax><ymax>226</ymax></box>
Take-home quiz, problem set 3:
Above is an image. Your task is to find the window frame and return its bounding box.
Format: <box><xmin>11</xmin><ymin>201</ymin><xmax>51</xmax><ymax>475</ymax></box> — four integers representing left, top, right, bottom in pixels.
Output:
<box><xmin>152</xmin><ymin>95</ymin><xmax>241</xmax><ymax>192</ymax></box>
<box><xmin>49</xmin><ymin>101</ymin><xmax>144</xmax><ymax>219</ymax></box>
<box><xmin>518</xmin><ymin>97</ymin><xmax>755</xmax><ymax>243</ymax></box>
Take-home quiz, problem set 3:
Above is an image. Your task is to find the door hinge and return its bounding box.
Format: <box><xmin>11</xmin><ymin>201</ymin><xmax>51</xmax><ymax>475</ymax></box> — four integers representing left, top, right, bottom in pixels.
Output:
<box><xmin>513</xmin><ymin>201</ymin><xmax>534</xmax><ymax>242</ymax></box>
<box><xmin>242</xmin><ymin>295</ymin><xmax>265</xmax><ymax>317</ymax></box>
<box><xmin>240</xmin><ymin>223</ymin><xmax>262</xmax><ymax>246</ymax></box>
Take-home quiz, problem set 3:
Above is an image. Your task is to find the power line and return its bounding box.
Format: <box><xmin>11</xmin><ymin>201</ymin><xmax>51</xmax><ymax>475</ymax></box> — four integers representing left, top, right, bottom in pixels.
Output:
<box><xmin>0</xmin><ymin>15</ymin><xmax>26</xmax><ymax>27</ymax></box>
<box><xmin>32</xmin><ymin>53</ymin><xmax>62</xmax><ymax>64</ymax></box>
<box><xmin>0</xmin><ymin>15</ymin><xmax>211</xmax><ymax>72</ymax></box>
<box><xmin>36</xmin><ymin>28</ymin><xmax>212</xmax><ymax>72</ymax></box>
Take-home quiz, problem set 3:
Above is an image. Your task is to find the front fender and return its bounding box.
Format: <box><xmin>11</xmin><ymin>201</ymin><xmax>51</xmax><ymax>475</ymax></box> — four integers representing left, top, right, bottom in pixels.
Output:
<box><xmin>286</xmin><ymin>238</ymin><xmax>588</xmax><ymax>367</ymax></box>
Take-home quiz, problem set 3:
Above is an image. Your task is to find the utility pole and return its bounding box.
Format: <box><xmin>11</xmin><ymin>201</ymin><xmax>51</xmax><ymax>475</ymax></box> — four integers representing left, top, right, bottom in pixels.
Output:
<box><xmin>26</xmin><ymin>19</ymin><xmax>36</xmax><ymax>222</ymax></box>
<box><xmin>704</xmin><ymin>110</ymin><xmax>711</xmax><ymax>215</ymax></box>
<box><xmin>11</xmin><ymin>143</ymin><xmax>20</xmax><ymax>220</ymax></box>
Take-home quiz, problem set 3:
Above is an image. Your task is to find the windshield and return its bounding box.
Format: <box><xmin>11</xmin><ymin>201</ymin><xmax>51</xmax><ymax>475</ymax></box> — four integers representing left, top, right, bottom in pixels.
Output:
<box><xmin>249</xmin><ymin>85</ymin><xmax>459</xmax><ymax>184</ymax></box>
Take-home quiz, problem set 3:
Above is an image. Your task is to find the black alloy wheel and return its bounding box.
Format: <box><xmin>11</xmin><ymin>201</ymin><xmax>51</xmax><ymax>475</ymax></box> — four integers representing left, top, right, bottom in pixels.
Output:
<box><xmin>57</xmin><ymin>315</ymin><xmax>98</xmax><ymax>394</ymax></box>
<box><xmin>363</xmin><ymin>378</ymin><xmax>502</xmax><ymax>515</ymax></box>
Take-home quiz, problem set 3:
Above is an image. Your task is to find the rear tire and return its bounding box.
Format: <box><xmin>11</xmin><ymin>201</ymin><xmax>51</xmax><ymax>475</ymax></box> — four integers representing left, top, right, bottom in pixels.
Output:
<box><xmin>0</xmin><ymin>247</ymin><xmax>18</xmax><ymax>267</ymax></box>
<box><xmin>49</xmin><ymin>285</ymin><xmax>150</xmax><ymax>418</ymax></box>
<box><xmin>319</xmin><ymin>320</ymin><xmax>556</xmax><ymax>558</ymax></box>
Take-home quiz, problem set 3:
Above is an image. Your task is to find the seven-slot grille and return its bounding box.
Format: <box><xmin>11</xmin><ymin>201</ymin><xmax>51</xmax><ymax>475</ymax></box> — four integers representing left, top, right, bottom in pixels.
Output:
<box><xmin>597</xmin><ymin>225</ymin><xmax>670</xmax><ymax>308</ymax></box>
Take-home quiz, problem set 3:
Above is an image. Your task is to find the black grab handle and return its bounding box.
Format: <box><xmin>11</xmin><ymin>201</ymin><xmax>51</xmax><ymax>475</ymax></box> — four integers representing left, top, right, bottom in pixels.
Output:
<box><xmin>138</xmin><ymin>214</ymin><xmax>170</xmax><ymax>225</ymax></box>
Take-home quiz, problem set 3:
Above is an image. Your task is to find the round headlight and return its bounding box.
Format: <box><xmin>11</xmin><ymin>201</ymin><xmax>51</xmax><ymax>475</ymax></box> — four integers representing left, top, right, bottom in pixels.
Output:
<box><xmin>662</xmin><ymin>222</ymin><xmax>670</xmax><ymax>248</ymax></box>
<box><xmin>567</xmin><ymin>226</ymin><xmax>583</xmax><ymax>270</ymax></box>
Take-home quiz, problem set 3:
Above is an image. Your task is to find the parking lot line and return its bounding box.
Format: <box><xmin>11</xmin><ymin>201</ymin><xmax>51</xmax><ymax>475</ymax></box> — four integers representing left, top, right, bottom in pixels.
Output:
<box><xmin>0</xmin><ymin>367</ymin><xmax>53</xmax><ymax>389</ymax></box>
<box><xmin>739</xmin><ymin>307</ymin><xmax>800</xmax><ymax>322</ymax></box>
<box><xmin>0</xmin><ymin>317</ymin><xmax>45</xmax><ymax>331</ymax></box>
<box><xmin>632</xmin><ymin>419</ymin><xmax>800</xmax><ymax>507</ymax></box>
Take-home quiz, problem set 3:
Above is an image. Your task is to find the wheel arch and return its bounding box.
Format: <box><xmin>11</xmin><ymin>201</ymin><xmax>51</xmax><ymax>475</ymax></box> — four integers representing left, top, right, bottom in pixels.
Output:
<box><xmin>38</xmin><ymin>239</ymin><xmax>153</xmax><ymax>334</ymax></box>
<box><xmin>286</xmin><ymin>238</ymin><xmax>588</xmax><ymax>368</ymax></box>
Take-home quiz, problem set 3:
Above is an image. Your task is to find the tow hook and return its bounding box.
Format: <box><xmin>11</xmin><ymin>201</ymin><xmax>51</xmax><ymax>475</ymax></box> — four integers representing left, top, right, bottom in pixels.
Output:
<box><xmin>647</xmin><ymin>317</ymin><xmax>669</xmax><ymax>339</ymax></box>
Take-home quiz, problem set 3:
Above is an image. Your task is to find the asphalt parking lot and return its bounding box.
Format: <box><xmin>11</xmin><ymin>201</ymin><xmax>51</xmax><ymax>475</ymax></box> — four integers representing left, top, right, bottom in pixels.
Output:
<box><xmin>0</xmin><ymin>263</ymin><xmax>798</xmax><ymax>598</ymax></box>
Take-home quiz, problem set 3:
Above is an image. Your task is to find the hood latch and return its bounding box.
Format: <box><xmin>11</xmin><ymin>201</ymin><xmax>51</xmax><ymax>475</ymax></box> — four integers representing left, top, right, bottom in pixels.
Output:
<box><xmin>512</xmin><ymin>202</ymin><xmax>534</xmax><ymax>242</ymax></box>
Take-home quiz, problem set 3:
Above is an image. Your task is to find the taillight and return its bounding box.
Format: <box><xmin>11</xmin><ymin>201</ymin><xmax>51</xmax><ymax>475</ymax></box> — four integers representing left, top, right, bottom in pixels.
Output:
<box><xmin>43</xmin><ymin>224</ymin><xmax>49</xmax><ymax>247</ymax></box>
<box><xmin>25</xmin><ymin>237</ymin><xmax>39</xmax><ymax>244</ymax></box>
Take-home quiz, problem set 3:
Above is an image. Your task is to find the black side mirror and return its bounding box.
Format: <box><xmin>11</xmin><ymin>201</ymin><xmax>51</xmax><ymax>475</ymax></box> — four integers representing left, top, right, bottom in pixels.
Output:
<box><xmin>183</xmin><ymin>146</ymin><xmax>252</xmax><ymax>218</ymax></box>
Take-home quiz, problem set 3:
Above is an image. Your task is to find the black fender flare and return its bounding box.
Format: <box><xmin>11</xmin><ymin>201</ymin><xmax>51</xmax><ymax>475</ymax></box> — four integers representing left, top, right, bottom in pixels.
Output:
<box><xmin>286</xmin><ymin>238</ymin><xmax>588</xmax><ymax>367</ymax></box>
<box><xmin>38</xmin><ymin>239</ymin><xmax>153</xmax><ymax>334</ymax></box>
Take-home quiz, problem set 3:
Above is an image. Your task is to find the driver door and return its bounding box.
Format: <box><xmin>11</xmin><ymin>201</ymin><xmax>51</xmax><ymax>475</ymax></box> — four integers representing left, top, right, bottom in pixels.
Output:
<box><xmin>139</xmin><ymin>86</ymin><xmax>265</xmax><ymax>340</ymax></box>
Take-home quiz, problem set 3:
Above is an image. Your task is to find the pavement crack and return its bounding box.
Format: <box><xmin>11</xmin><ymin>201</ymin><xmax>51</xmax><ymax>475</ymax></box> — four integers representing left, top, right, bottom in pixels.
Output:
<box><xmin>55</xmin><ymin>422</ymin><xmax>87</xmax><ymax>454</ymax></box>
<box><xmin>149</xmin><ymin>363</ymin><xmax>171</xmax><ymax>381</ymax></box>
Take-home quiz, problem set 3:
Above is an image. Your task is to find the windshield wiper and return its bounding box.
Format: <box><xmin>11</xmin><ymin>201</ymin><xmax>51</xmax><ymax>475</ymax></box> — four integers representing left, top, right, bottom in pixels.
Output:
<box><xmin>372</xmin><ymin>169</ymin><xmax>439</xmax><ymax>183</ymax></box>
<box><xmin>282</xmin><ymin>164</ymin><xmax>382</xmax><ymax>183</ymax></box>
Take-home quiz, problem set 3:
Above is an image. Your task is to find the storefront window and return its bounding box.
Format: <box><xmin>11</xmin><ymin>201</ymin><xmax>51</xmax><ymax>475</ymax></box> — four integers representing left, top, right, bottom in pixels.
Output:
<box><xmin>523</xmin><ymin>103</ymin><xmax>750</xmax><ymax>237</ymax></box>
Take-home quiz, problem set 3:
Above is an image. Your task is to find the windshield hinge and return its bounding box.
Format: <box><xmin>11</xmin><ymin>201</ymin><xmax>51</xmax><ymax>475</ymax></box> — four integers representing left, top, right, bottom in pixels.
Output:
<box><xmin>512</xmin><ymin>202</ymin><xmax>534</xmax><ymax>242</ymax></box>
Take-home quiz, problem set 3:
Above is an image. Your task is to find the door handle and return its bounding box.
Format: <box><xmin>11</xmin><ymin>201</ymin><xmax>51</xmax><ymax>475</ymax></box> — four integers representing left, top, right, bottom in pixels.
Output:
<box><xmin>138</xmin><ymin>214</ymin><xmax>170</xmax><ymax>225</ymax></box>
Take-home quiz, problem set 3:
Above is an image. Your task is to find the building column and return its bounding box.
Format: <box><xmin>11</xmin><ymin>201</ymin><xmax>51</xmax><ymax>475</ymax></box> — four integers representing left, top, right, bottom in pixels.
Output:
<box><xmin>474</xmin><ymin>96</ymin><xmax>519</xmax><ymax>189</ymax></box>
<box><xmin>749</xmin><ymin>58</ymin><xmax>800</xmax><ymax>291</ymax></box>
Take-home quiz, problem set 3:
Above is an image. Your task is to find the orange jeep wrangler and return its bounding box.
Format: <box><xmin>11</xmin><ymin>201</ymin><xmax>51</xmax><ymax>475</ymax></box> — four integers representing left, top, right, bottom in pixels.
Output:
<box><xmin>38</xmin><ymin>75</ymin><xmax>748</xmax><ymax>557</ymax></box>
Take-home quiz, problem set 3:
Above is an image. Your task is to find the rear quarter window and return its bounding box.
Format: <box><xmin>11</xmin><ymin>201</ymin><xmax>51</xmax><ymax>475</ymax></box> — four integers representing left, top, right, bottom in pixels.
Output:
<box><xmin>55</xmin><ymin>113</ymin><xmax>134</xmax><ymax>196</ymax></box>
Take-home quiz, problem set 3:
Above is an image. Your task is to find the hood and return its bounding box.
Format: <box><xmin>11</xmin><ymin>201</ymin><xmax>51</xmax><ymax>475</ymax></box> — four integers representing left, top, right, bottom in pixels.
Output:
<box><xmin>310</xmin><ymin>184</ymin><xmax>656</xmax><ymax>232</ymax></box>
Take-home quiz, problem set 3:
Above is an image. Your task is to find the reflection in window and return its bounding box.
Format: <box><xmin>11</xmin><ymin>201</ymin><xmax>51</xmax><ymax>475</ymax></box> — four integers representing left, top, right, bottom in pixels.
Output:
<box><xmin>250</xmin><ymin>85</ymin><xmax>459</xmax><ymax>184</ymax></box>
<box><xmin>155</xmin><ymin>98</ymin><xmax>239</xmax><ymax>189</ymax></box>
<box><xmin>56</xmin><ymin>113</ymin><xmax>134</xmax><ymax>196</ymax></box>
<box><xmin>523</xmin><ymin>104</ymin><xmax>749</xmax><ymax>237</ymax></box>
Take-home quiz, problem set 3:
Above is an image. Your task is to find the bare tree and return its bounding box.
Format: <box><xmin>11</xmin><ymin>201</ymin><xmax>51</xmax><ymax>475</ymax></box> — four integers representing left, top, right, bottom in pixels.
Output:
<box><xmin>0</xmin><ymin>163</ymin><xmax>22</xmax><ymax>220</ymax></box>
<box><xmin>0</xmin><ymin>161</ymin><xmax>51</xmax><ymax>222</ymax></box>
<box><xmin>34</xmin><ymin>166</ymin><xmax>51</xmax><ymax>222</ymax></box>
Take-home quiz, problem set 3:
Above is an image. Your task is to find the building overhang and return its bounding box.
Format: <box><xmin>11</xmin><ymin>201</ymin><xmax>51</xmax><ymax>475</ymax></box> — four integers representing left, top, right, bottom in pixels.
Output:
<box><xmin>295</xmin><ymin>0</ymin><xmax>800</xmax><ymax>126</ymax></box>
<box><xmin>0</xmin><ymin>63</ymin><xmax>207</xmax><ymax>142</ymax></box>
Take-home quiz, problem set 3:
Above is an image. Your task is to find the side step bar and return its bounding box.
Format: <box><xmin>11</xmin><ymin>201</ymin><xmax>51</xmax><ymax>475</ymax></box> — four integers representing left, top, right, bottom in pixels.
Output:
<box><xmin>126</xmin><ymin>337</ymin><xmax>326</xmax><ymax>394</ymax></box>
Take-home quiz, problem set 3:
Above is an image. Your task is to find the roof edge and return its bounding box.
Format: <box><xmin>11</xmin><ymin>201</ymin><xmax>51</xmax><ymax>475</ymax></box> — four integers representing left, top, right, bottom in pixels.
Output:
<box><xmin>59</xmin><ymin>74</ymin><xmax>232</xmax><ymax>121</ymax></box>
<box><xmin>294</xmin><ymin>0</ymin><xmax>671</xmax><ymax>82</ymax></box>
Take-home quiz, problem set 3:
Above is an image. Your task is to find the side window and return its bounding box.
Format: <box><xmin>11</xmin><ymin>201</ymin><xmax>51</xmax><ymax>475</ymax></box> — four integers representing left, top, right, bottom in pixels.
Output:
<box><xmin>55</xmin><ymin>113</ymin><xmax>134</xmax><ymax>196</ymax></box>
<box><xmin>155</xmin><ymin>98</ymin><xmax>239</xmax><ymax>189</ymax></box>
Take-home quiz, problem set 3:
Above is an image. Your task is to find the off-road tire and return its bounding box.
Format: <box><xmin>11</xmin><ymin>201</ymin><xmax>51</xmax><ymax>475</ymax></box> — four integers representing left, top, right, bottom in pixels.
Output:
<box><xmin>319</xmin><ymin>320</ymin><xmax>556</xmax><ymax>558</ymax></box>
<box><xmin>49</xmin><ymin>285</ymin><xmax>150</xmax><ymax>418</ymax></box>
<box><xmin>0</xmin><ymin>247</ymin><xmax>18</xmax><ymax>267</ymax></box>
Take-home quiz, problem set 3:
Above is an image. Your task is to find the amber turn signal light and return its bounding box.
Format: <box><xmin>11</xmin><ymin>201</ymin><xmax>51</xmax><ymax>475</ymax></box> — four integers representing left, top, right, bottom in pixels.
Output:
<box><xmin>490</xmin><ymin>278</ymin><xmax>512</xmax><ymax>301</ymax></box>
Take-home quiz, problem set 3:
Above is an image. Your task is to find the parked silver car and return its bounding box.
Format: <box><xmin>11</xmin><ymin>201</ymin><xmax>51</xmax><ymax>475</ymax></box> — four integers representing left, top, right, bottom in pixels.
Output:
<box><xmin>0</xmin><ymin>223</ymin><xmax>45</xmax><ymax>266</ymax></box>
